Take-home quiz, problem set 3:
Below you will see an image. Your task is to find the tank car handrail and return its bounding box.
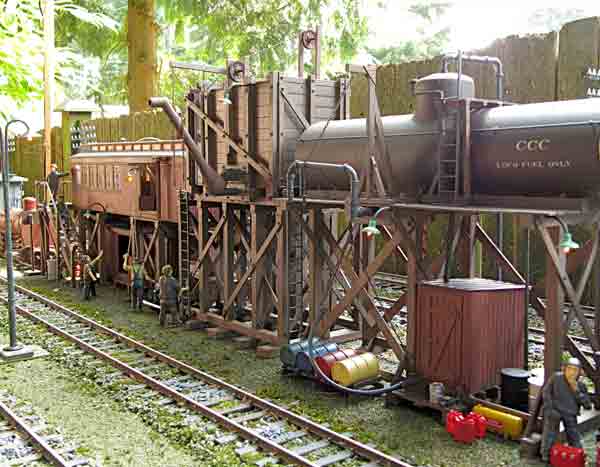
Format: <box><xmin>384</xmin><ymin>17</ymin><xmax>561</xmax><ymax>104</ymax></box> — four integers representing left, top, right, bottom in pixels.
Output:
<box><xmin>442</xmin><ymin>53</ymin><xmax>504</xmax><ymax>100</ymax></box>
<box><xmin>286</xmin><ymin>161</ymin><xmax>360</xmax><ymax>219</ymax></box>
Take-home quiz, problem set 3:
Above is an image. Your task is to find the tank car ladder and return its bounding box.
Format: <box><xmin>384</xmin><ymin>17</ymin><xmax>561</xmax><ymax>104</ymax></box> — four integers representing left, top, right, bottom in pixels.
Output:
<box><xmin>178</xmin><ymin>191</ymin><xmax>192</xmax><ymax>318</ymax></box>
<box><xmin>436</xmin><ymin>110</ymin><xmax>460</xmax><ymax>198</ymax></box>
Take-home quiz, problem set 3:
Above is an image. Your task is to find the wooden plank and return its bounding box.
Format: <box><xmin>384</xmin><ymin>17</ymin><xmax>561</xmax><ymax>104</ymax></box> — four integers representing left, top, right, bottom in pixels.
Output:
<box><xmin>192</xmin><ymin>309</ymin><xmax>280</xmax><ymax>345</ymax></box>
<box><xmin>558</xmin><ymin>17</ymin><xmax>600</xmax><ymax>100</ymax></box>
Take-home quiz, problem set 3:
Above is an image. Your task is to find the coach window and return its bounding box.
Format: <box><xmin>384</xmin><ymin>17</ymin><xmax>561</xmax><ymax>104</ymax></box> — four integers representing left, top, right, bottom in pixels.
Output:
<box><xmin>139</xmin><ymin>163</ymin><xmax>157</xmax><ymax>211</ymax></box>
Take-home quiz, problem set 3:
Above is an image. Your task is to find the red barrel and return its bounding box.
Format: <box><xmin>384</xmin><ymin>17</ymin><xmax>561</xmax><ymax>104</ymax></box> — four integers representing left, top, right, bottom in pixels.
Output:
<box><xmin>315</xmin><ymin>349</ymin><xmax>356</xmax><ymax>379</ymax></box>
<box><xmin>23</xmin><ymin>197</ymin><xmax>37</xmax><ymax>211</ymax></box>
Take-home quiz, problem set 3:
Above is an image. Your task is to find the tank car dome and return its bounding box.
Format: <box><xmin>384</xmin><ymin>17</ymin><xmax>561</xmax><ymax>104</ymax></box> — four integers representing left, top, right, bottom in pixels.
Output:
<box><xmin>414</xmin><ymin>72</ymin><xmax>475</xmax><ymax>121</ymax></box>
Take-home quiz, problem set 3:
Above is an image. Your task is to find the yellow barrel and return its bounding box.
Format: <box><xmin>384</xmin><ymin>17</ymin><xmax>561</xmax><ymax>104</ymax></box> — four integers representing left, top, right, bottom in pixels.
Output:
<box><xmin>473</xmin><ymin>404</ymin><xmax>523</xmax><ymax>440</ymax></box>
<box><xmin>331</xmin><ymin>353</ymin><xmax>379</xmax><ymax>386</ymax></box>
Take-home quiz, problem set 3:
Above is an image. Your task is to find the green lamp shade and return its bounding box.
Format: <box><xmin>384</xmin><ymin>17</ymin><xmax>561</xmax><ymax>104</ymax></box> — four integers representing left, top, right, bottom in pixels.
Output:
<box><xmin>362</xmin><ymin>218</ymin><xmax>381</xmax><ymax>236</ymax></box>
<box><xmin>559</xmin><ymin>232</ymin><xmax>579</xmax><ymax>252</ymax></box>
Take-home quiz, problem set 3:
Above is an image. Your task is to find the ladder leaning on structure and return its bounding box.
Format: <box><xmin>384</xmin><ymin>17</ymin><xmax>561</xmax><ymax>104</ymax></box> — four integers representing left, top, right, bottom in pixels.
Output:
<box><xmin>178</xmin><ymin>190</ymin><xmax>191</xmax><ymax>318</ymax></box>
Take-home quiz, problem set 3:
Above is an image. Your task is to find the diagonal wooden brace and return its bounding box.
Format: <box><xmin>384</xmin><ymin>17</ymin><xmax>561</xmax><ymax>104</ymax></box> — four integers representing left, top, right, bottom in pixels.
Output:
<box><xmin>537</xmin><ymin>220</ymin><xmax>600</xmax><ymax>352</ymax></box>
<box><xmin>224</xmin><ymin>220</ymin><xmax>281</xmax><ymax>318</ymax></box>
<box><xmin>318</xmin><ymin>219</ymin><xmax>405</xmax><ymax>361</ymax></box>
<box><xmin>299</xmin><ymin>216</ymin><xmax>376</xmax><ymax>329</ymax></box>
<box><xmin>187</xmin><ymin>100</ymin><xmax>272</xmax><ymax>181</ymax></box>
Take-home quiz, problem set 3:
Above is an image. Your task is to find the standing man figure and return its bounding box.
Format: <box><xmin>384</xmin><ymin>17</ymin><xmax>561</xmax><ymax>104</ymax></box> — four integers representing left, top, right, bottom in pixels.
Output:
<box><xmin>156</xmin><ymin>265</ymin><xmax>187</xmax><ymax>327</ymax></box>
<box><xmin>82</xmin><ymin>250</ymin><xmax>103</xmax><ymax>300</ymax></box>
<box><xmin>47</xmin><ymin>163</ymin><xmax>68</xmax><ymax>203</ymax></box>
<box><xmin>123</xmin><ymin>253</ymin><xmax>153</xmax><ymax>310</ymax></box>
<box><xmin>541</xmin><ymin>357</ymin><xmax>592</xmax><ymax>462</ymax></box>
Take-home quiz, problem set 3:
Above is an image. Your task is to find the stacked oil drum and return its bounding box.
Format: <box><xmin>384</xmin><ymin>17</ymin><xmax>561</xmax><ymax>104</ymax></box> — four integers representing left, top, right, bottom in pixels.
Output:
<box><xmin>280</xmin><ymin>339</ymin><xmax>380</xmax><ymax>387</ymax></box>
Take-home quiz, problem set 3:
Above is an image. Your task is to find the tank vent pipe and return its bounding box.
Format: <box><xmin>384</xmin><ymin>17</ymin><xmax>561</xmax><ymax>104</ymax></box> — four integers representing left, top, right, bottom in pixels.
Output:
<box><xmin>148</xmin><ymin>97</ymin><xmax>227</xmax><ymax>195</ymax></box>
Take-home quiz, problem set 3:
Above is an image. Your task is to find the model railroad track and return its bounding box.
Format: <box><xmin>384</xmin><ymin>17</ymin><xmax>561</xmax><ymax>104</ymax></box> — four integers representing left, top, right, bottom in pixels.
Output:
<box><xmin>0</xmin><ymin>282</ymin><xmax>412</xmax><ymax>467</ymax></box>
<box><xmin>0</xmin><ymin>391</ymin><xmax>90</xmax><ymax>467</ymax></box>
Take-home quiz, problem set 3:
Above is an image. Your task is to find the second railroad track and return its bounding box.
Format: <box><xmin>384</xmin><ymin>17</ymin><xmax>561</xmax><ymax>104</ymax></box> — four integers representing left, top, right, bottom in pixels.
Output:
<box><xmin>0</xmin><ymin>280</ymin><xmax>412</xmax><ymax>467</ymax></box>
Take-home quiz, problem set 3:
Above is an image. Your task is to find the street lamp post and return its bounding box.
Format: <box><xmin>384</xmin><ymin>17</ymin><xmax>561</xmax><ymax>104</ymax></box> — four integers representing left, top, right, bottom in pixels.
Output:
<box><xmin>0</xmin><ymin>119</ymin><xmax>34</xmax><ymax>361</ymax></box>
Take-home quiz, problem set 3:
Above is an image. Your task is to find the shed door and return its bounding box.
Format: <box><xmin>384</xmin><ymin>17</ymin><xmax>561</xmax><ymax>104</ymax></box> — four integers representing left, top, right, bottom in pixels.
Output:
<box><xmin>423</xmin><ymin>292</ymin><xmax>463</xmax><ymax>389</ymax></box>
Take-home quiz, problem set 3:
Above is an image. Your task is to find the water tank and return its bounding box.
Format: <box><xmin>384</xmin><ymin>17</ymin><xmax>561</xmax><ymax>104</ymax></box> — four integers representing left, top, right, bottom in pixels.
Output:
<box><xmin>294</xmin><ymin>73</ymin><xmax>473</xmax><ymax>197</ymax></box>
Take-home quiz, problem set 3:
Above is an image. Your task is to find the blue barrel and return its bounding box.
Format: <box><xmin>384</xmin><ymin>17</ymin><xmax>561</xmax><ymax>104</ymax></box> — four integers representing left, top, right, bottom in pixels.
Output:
<box><xmin>296</xmin><ymin>342</ymin><xmax>339</xmax><ymax>374</ymax></box>
<box><xmin>280</xmin><ymin>338</ymin><xmax>321</xmax><ymax>368</ymax></box>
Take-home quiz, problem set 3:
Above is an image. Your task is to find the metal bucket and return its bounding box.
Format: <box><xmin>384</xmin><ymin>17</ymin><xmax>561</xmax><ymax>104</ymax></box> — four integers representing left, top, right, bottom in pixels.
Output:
<box><xmin>315</xmin><ymin>349</ymin><xmax>357</xmax><ymax>379</ymax></box>
<box><xmin>501</xmin><ymin>368</ymin><xmax>529</xmax><ymax>412</ymax></box>
<box><xmin>331</xmin><ymin>353</ymin><xmax>379</xmax><ymax>386</ymax></box>
<box><xmin>47</xmin><ymin>259</ymin><xmax>57</xmax><ymax>280</ymax></box>
<box><xmin>295</xmin><ymin>342</ymin><xmax>339</xmax><ymax>373</ymax></box>
<box><xmin>429</xmin><ymin>382</ymin><xmax>445</xmax><ymax>404</ymax></box>
<box><xmin>279</xmin><ymin>338</ymin><xmax>321</xmax><ymax>368</ymax></box>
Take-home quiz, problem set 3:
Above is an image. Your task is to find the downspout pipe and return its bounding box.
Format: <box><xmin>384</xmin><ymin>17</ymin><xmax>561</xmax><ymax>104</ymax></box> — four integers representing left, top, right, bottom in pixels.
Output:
<box><xmin>148</xmin><ymin>97</ymin><xmax>227</xmax><ymax>195</ymax></box>
<box><xmin>286</xmin><ymin>161</ymin><xmax>361</xmax><ymax>219</ymax></box>
<box><xmin>442</xmin><ymin>53</ymin><xmax>504</xmax><ymax>100</ymax></box>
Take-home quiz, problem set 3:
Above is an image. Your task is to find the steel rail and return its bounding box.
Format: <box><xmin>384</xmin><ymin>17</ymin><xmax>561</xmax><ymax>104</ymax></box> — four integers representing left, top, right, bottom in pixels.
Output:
<box><xmin>0</xmin><ymin>398</ymin><xmax>70</xmax><ymax>467</ymax></box>
<box><xmin>2</xmin><ymin>281</ymin><xmax>412</xmax><ymax>467</ymax></box>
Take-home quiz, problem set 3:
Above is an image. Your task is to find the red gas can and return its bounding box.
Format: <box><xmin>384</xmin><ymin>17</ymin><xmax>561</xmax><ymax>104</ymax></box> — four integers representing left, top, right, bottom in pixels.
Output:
<box><xmin>446</xmin><ymin>410</ymin><xmax>462</xmax><ymax>435</ymax></box>
<box><xmin>446</xmin><ymin>411</ymin><xmax>477</xmax><ymax>444</ymax></box>
<box><xmin>453</xmin><ymin>417</ymin><xmax>477</xmax><ymax>444</ymax></box>
<box><xmin>550</xmin><ymin>444</ymin><xmax>586</xmax><ymax>467</ymax></box>
<box><xmin>467</xmin><ymin>412</ymin><xmax>487</xmax><ymax>438</ymax></box>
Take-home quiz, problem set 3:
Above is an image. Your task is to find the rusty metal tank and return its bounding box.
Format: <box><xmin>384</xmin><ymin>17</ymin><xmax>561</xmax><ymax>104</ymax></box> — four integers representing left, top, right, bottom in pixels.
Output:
<box><xmin>295</xmin><ymin>73</ymin><xmax>474</xmax><ymax>197</ymax></box>
<box><xmin>295</xmin><ymin>72</ymin><xmax>600</xmax><ymax>198</ymax></box>
<box><xmin>470</xmin><ymin>98</ymin><xmax>600</xmax><ymax>196</ymax></box>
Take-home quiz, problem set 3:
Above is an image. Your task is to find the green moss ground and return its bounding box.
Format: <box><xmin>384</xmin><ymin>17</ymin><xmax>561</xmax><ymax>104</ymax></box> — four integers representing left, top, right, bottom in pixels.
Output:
<box><xmin>0</xmin><ymin>336</ymin><xmax>197</xmax><ymax>466</ymax></box>
<box><xmin>8</xmin><ymin>277</ymin><xmax>599</xmax><ymax>467</ymax></box>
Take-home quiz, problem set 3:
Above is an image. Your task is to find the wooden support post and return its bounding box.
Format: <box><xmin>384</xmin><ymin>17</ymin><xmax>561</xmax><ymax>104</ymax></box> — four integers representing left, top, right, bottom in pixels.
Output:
<box><xmin>309</xmin><ymin>209</ymin><xmax>326</xmax><ymax>338</ymax></box>
<box><xmin>238</xmin><ymin>207</ymin><xmax>249</xmax><ymax>315</ymax></box>
<box><xmin>222</xmin><ymin>203</ymin><xmax>235</xmax><ymax>317</ymax></box>
<box><xmin>543</xmin><ymin>224</ymin><xmax>565</xmax><ymax>381</ymax></box>
<box><xmin>251</xmin><ymin>205</ymin><xmax>270</xmax><ymax>329</ymax></box>
<box><xmin>406</xmin><ymin>215</ymin><xmax>424</xmax><ymax>373</ymax></box>
<box><xmin>361</xmin><ymin>229</ymin><xmax>376</xmax><ymax>345</ymax></box>
<box><xmin>42</xmin><ymin>0</ymin><xmax>54</xmax><ymax>181</ymax></box>
<box><xmin>198</xmin><ymin>201</ymin><xmax>210</xmax><ymax>313</ymax></box>
<box><xmin>276</xmin><ymin>207</ymin><xmax>288</xmax><ymax>341</ymax></box>
<box><xmin>595</xmin><ymin>227</ymin><xmax>600</xmax><ymax>346</ymax></box>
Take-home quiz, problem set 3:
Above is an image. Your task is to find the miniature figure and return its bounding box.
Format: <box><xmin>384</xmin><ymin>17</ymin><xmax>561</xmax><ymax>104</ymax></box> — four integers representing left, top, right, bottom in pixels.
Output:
<box><xmin>541</xmin><ymin>357</ymin><xmax>592</xmax><ymax>462</ymax></box>
<box><xmin>156</xmin><ymin>265</ymin><xmax>187</xmax><ymax>327</ymax></box>
<box><xmin>47</xmin><ymin>163</ymin><xmax>69</xmax><ymax>202</ymax></box>
<box><xmin>122</xmin><ymin>253</ymin><xmax>153</xmax><ymax>310</ymax></box>
<box><xmin>81</xmin><ymin>250</ymin><xmax>103</xmax><ymax>300</ymax></box>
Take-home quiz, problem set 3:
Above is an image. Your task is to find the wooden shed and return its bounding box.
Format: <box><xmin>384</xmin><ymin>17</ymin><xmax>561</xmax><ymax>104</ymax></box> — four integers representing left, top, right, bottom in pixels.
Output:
<box><xmin>415</xmin><ymin>278</ymin><xmax>526</xmax><ymax>395</ymax></box>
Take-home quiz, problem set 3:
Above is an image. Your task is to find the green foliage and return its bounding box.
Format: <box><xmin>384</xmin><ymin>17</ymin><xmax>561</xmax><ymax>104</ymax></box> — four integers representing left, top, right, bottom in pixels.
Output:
<box><xmin>55</xmin><ymin>0</ymin><xmax>370</xmax><ymax>105</ymax></box>
<box><xmin>367</xmin><ymin>1</ymin><xmax>451</xmax><ymax>64</ymax></box>
<box><xmin>0</xmin><ymin>0</ymin><xmax>117</xmax><ymax>121</ymax></box>
<box><xmin>0</xmin><ymin>0</ymin><xmax>44</xmax><ymax>118</ymax></box>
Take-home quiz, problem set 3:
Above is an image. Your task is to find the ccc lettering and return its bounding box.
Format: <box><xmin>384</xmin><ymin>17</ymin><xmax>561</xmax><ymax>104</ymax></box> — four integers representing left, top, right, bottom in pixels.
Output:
<box><xmin>515</xmin><ymin>138</ymin><xmax>550</xmax><ymax>152</ymax></box>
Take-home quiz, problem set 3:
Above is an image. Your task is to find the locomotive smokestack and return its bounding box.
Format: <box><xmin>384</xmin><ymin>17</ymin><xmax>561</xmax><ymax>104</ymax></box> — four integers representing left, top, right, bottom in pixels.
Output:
<box><xmin>148</xmin><ymin>97</ymin><xmax>227</xmax><ymax>195</ymax></box>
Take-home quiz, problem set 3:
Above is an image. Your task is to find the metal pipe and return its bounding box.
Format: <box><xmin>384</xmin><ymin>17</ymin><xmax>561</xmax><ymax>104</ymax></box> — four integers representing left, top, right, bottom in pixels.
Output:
<box><xmin>170</xmin><ymin>61</ymin><xmax>228</xmax><ymax>75</ymax></box>
<box><xmin>1</xmin><ymin>120</ymin><xmax>29</xmax><ymax>351</ymax></box>
<box><xmin>286</xmin><ymin>161</ymin><xmax>360</xmax><ymax>219</ymax></box>
<box><xmin>148</xmin><ymin>97</ymin><xmax>227</xmax><ymax>195</ymax></box>
<box><xmin>442</xmin><ymin>53</ymin><xmax>504</xmax><ymax>100</ymax></box>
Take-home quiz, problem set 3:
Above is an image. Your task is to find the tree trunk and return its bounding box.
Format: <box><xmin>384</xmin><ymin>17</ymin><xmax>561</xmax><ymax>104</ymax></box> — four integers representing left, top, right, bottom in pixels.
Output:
<box><xmin>127</xmin><ymin>0</ymin><xmax>156</xmax><ymax>113</ymax></box>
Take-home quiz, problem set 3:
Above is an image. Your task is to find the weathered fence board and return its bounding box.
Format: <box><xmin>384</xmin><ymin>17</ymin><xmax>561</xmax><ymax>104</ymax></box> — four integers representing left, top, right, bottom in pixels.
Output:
<box><xmin>558</xmin><ymin>17</ymin><xmax>600</xmax><ymax>100</ymax></box>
